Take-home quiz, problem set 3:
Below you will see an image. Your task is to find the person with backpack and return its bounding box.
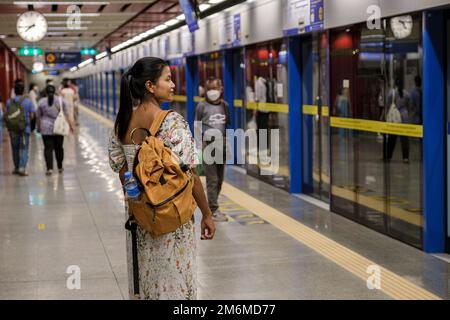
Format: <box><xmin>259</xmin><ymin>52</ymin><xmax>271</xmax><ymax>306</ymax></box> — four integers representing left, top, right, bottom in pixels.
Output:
<box><xmin>5</xmin><ymin>80</ymin><xmax>35</xmax><ymax>176</ymax></box>
<box><xmin>108</xmin><ymin>57</ymin><xmax>215</xmax><ymax>300</ymax></box>
<box><xmin>36</xmin><ymin>85</ymin><xmax>72</xmax><ymax>175</ymax></box>
<box><xmin>385</xmin><ymin>78</ymin><xmax>410</xmax><ymax>163</ymax></box>
<box><xmin>195</xmin><ymin>76</ymin><xmax>230</xmax><ymax>222</ymax></box>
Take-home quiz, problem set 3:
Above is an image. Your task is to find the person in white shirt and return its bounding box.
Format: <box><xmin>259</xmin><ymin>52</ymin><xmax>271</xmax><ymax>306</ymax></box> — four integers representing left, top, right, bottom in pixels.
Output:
<box><xmin>60</xmin><ymin>80</ymin><xmax>76</xmax><ymax>125</ymax></box>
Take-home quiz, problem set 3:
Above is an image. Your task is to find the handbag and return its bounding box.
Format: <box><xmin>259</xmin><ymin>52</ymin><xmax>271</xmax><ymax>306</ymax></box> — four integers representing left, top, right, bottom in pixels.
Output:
<box><xmin>386</xmin><ymin>90</ymin><xmax>402</xmax><ymax>123</ymax></box>
<box><xmin>53</xmin><ymin>97</ymin><xmax>70</xmax><ymax>136</ymax></box>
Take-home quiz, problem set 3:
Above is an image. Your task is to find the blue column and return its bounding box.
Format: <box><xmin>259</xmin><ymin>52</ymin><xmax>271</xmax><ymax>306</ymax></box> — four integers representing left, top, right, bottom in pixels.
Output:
<box><xmin>112</xmin><ymin>71</ymin><xmax>117</xmax><ymax>115</ymax></box>
<box><xmin>423</xmin><ymin>10</ymin><xmax>445</xmax><ymax>252</ymax></box>
<box><xmin>223</xmin><ymin>50</ymin><xmax>234</xmax><ymax>129</ymax></box>
<box><xmin>186</xmin><ymin>56</ymin><xmax>199</xmax><ymax>132</ymax></box>
<box><xmin>105</xmin><ymin>72</ymin><xmax>110</xmax><ymax>113</ymax></box>
<box><xmin>100</xmin><ymin>72</ymin><xmax>104</xmax><ymax>111</ymax></box>
<box><xmin>288</xmin><ymin>37</ymin><xmax>303</xmax><ymax>194</ymax></box>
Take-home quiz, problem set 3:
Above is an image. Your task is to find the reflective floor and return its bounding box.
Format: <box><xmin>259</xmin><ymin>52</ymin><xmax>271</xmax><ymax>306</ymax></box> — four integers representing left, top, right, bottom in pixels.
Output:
<box><xmin>0</xmin><ymin>107</ymin><xmax>448</xmax><ymax>300</ymax></box>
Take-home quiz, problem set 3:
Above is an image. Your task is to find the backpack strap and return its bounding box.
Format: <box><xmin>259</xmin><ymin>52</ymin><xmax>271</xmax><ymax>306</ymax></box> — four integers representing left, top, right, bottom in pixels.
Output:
<box><xmin>150</xmin><ymin>110</ymin><xmax>172</xmax><ymax>136</ymax></box>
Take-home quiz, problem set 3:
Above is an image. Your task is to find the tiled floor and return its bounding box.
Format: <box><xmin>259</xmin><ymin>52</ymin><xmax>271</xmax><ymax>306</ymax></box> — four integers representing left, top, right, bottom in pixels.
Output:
<box><xmin>0</xmin><ymin>107</ymin><xmax>448</xmax><ymax>300</ymax></box>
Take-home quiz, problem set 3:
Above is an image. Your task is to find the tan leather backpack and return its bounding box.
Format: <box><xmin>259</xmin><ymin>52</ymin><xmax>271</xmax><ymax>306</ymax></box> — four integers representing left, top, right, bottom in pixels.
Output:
<box><xmin>127</xmin><ymin>110</ymin><xmax>196</xmax><ymax>238</ymax></box>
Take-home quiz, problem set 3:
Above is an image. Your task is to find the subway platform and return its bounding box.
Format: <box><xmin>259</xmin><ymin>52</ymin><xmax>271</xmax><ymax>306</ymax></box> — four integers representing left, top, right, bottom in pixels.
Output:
<box><xmin>0</xmin><ymin>105</ymin><xmax>449</xmax><ymax>300</ymax></box>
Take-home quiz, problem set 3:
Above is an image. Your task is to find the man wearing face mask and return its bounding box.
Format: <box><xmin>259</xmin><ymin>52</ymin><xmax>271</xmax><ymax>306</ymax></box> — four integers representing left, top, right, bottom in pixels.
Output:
<box><xmin>195</xmin><ymin>77</ymin><xmax>230</xmax><ymax>222</ymax></box>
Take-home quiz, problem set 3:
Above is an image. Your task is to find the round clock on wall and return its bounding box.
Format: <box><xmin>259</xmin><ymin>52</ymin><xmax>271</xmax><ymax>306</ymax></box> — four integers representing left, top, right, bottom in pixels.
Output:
<box><xmin>390</xmin><ymin>15</ymin><xmax>413</xmax><ymax>39</ymax></box>
<box><xmin>16</xmin><ymin>11</ymin><xmax>48</xmax><ymax>42</ymax></box>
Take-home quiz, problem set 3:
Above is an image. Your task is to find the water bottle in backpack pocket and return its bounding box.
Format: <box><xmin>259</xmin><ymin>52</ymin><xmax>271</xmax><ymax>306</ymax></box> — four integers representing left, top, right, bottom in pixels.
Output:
<box><xmin>124</xmin><ymin>171</ymin><xmax>141</xmax><ymax>201</ymax></box>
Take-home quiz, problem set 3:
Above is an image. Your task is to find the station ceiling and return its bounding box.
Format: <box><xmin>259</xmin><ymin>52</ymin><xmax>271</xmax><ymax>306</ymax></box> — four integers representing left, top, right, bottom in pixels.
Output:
<box><xmin>0</xmin><ymin>0</ymin><xmax>205</xmax><ymax>70</ymax></box>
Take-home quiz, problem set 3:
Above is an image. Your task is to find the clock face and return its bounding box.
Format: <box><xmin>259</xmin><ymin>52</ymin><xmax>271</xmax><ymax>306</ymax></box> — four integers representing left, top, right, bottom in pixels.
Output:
<box><xmin>390</xmin><ymin>15</ymin><xmax>413</xmax><ymax>39</ymax></box>
<box><xmin>17</xmin><ymin>11</ymin><xmax>48</xmax><ymax>42</ymax></box>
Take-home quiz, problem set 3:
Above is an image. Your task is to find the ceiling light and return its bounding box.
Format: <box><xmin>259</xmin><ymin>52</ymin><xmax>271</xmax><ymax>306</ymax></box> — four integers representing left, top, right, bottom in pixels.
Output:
<box><xmin>49</xmin><ymin>27</ymin><xmax>89</xmax><ymax>31</ymax></box>
<box><xmin>208</xmin><ymin>0</ymin><xmax>225</xmax><ymax>4</ymax></box>
<box><xmin>165</xmin><ymin>19</ymin><xmax>179</xmax><ymax>26</ymax></box>
<box><xmin>47</xmin><ymin>21</ymin><xmax>93</xmax><ymax>25</ymax></box>
<box><xmin>14</xmin><ymin>1</ymin><xmax>109</xmax><ymax>5</ymax></box>
<box><xmin>176</xmin><ymin>14</ymin><xmax>185</xmax><ymax>21</ymax></box>
<box><xmin>42</xmin><ymin>13</ymin><xmax>101</xmax><ymax>17</ymax></box>
<box><xmin>32</xmin><ymin>61</ymin><xmax>44</xmax><ymax>73</ymax></box>
<box><xmin>155</xmin><ymin>25</ymin><xmax>168</xmax><ymax>31</ymax></box>
<box><xmin>0</xmin><ymin>35</ymin><xmax>7</xmax><ymax>39</ymax></box>
<box><xmin>95</xmin><ymin>52</ymin><xmax>107</xmax><ymax>60</ymax></box>
<box><xmin>78</xmin><ymin>58</ymin><xmax>93</xmax><ymax>68</ymax></box>
<box><xmin>199</xmin><ymin>4</ymin><xmax>211</xmax><ymax>11</ymax></box>
<box><xmin>143</xmin><ymin>29</ymin><xmax>156</xmax><ymax>36</ymax></box>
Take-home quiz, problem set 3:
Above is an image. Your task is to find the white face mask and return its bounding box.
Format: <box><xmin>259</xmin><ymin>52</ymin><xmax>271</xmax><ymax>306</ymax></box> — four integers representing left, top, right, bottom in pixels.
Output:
<box><xmin>206</xmin><ymin>89</ymin><xmax>221</xmax><ymax>102</ymax></box>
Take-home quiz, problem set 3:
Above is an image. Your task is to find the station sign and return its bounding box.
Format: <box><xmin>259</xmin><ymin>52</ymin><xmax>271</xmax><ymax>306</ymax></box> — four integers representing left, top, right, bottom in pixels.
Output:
<box><xmin>45</xmin><ymin>52</ymin><xmax>81</xmax><ymax>65</ymax></box>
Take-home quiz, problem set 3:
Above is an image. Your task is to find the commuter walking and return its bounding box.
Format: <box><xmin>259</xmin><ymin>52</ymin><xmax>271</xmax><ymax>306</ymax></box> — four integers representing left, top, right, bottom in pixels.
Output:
<box><xmin>60</xmin><ymin>80</ymin><xmax>76</xmax><ymax>125</ymax></box>
<box><xmin>37</xmin><ymin>85</ymin><xmax>72</xmax><ymax>175</ymax></box>
<box><xmin>195</xmin><ymin>76</ymin><xmax>230</xmax><ymax>222</ymax></box>
<box><xmin>28</xmin><ymin>83</ymin><xmax>39</xmax><ymax>133</ymax></box>
<box><xmin>108</xmin><ymin>57</ymin><xmax>215</xmax><ymax>300</ymax></box>
<box><xmin>4</xmin><ymin>80</ymin><xmax>35</xmax><ymax>176</ymax></box>
<box><xmin>69</xmin><ymin>79</ymin><xmax>80</xmax><ymax>125</ymax></box>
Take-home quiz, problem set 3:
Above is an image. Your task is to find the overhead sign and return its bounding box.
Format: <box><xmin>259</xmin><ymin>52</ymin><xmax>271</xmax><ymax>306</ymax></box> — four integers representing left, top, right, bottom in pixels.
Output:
<box><xmin>179</xmin><ymin>0</ymin><xmax>199</xmax><ymax>33</ymax></box>
<box><xmin>45</xmin><ymin>52</ymin><xmax>81</xmax><ymax>66</ymax></box>
<box><xmin>282</xmin><ymin>0</ymin><xmax>324</xmax><ymax>36</ymax></box>
<box><xmin>81</xmin><ymin>48</ymin><xmax>97</xmax><ymax>55</ymax></box>
<box><xmin>19</xmin><ymin>47</ymin><xmax>42</xmax><ymax>56</ymax></box>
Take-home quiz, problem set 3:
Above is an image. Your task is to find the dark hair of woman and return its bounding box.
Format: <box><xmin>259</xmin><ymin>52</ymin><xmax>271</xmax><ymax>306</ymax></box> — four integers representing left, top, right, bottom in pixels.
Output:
<box><xmin>46</xmin><ymin>85</ymin><xmax>56</xmax><ymax>107</ymax></box>
<box><xmin>114</xmin><ymin>57</ymin><xmax>169</xmax><ymax>141</ymax></box>
<box><xmin>29</xmin><ymin>83</ymin><xmax>36</xmax><ymax>92</ymax></box>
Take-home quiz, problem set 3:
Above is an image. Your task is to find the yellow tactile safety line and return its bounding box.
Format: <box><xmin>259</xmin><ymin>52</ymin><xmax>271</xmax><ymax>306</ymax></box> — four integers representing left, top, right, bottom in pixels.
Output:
<box><xmin>220</xmin><ymin>182</ymin><xmax>441</xmax><ymax>300</ymax></box>
<box><xmin>80</xmin><ymin>103</ymin><xmax>441</xmax><ymax>300</ymax></box>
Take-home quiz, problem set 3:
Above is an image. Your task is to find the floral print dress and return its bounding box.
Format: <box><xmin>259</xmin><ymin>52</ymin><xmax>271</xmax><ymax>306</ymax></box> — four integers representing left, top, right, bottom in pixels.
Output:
<box><xmin>108</xmin><ymin>111</ymin><xmax>199</xmax><ymax>300</ymax></box>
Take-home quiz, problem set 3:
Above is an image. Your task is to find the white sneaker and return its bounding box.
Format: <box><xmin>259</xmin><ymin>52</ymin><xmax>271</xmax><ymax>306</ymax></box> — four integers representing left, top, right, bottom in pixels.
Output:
<box><xmin>212</xmin><ymin>210</ymin><xmax>228</xmax><ymax>222</ymax></box>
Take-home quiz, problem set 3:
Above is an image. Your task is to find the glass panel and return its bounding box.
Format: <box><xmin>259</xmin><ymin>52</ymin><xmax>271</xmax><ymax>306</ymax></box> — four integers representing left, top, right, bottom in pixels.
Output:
<box><xmin>354</xmin><ymin>25</ymin><xmax>386</xmax><ymax>232</ymax></box>
<box><xmin>116</xmin><ymin>70</ymin><xmax>122</xmax><ymax>113</ymax></box>
<box><xmin>447</xmin><ymin>19</ymin><xmax>450</xmax><ymax>242</ymax></box>
<box><xmin>108</xmin><ymin>72</ymin><xmax>113</xmax><ymax>114</ymax></box>
<box><xmin>330</xmin><ymin>29</ymin><xmax>357</xmax><ymax>220</ymax></box>
<box><xmin>319</xmin><ymin>32</ymin><xmax>331</xmax><ymax>202</ymax></box>
<box><xmin>170</xmin><ymin>60</ymin><xmax>187</xmax><ymax>119</ymax></box>
<box><xmin>244</xmin><ymin>40</ymin><xmax>289</xmax><ymax>190</ymax></box>
<box><xmin>330</xmin><ymin>14</ymin><xmax>424</xmax><ymax>249</ymax></box>
<box><xmin>302</xmin><ymin>32</ymin><xmax>330</xmax><ymax>202</ymax></box>
<box><xmin>232</xmin><ymin>49</ymin><xmax>246</xmax><ymax>166</ymax></box>
<box><xmin>198</xmin><ymin>52</ymin><xmax>223</xmax><ymax>97</ymax></box>
<box><xmin>384</xmin><ymin>14</ymin><xmax>423</xmax><ymax>247</ymax></box>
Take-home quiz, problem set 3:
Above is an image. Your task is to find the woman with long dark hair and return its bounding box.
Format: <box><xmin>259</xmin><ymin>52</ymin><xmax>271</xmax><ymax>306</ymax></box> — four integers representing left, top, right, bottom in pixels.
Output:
<box><xmin>37</xmin><ymin>85</ymin><xmax>72</xmax><ymax>175</ymax></box>
<box><xmin>108</xmin><ymin>57</ymin><xmax>215</xmax><ymax>300</ymax></box>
